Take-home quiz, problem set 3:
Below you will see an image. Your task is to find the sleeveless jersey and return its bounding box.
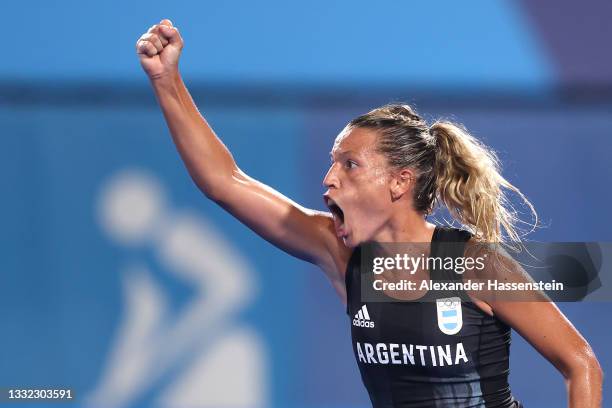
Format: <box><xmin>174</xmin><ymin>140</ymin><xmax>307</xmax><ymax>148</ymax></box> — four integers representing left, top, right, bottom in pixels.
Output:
<box><xmin>345</xmin><ymin>225</ymin><xmax>523</xmax><ymax>408</ymax></box>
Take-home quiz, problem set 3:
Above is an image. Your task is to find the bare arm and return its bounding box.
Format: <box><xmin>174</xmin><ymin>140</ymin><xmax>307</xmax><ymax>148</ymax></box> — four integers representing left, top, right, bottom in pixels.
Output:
<box><xmin>135</xmin><ymin>20</ymin><xmax>350</xmax><ymax>290</ymax></box>
<box><xmin>495</xmin><ymin>301</ymin><xmax>602</xmax><ymax>407</ymax></box>
<box><xmin>465</xmin><ymin>243</ymin><xmax>603</xmax><ymax>407</ymax></box>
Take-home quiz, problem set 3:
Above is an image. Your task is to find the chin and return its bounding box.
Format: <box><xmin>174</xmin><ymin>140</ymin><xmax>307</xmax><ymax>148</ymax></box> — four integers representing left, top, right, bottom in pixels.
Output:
<box><xmin>342</xmin><ymin>234</ymin><xmax>359</xmax><ymax>249</ymax></box>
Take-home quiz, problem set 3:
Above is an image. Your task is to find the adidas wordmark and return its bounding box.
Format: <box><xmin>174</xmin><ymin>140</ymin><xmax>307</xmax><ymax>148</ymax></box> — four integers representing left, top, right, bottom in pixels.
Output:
<box><xmin>353</xmin><ymin>305</ymin><xmax>375</xmax><ymax>328</ymax></box>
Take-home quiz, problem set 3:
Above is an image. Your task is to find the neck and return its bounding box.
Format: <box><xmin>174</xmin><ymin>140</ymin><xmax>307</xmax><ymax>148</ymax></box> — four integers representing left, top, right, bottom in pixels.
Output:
<box><xmin>372</xmin><ymin>210</ymin><xmax>437</xmax><ymax>243</ymax></box>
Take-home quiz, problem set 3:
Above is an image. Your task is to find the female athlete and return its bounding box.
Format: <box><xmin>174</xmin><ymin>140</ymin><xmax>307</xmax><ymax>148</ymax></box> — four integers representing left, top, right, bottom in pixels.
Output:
<box><xmin>135</xmin><ymin>19</ymin><xmax>603</xmax><ymax>408</ymax></box>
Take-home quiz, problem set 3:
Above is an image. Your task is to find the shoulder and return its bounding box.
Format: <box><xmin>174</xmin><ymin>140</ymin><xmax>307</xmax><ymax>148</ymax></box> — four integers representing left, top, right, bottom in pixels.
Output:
<box><xmin>462</xmin><ymin>238</ymin><xmax>525</xmax><ymax>279</ymax></box>
<box><xmin>436</xmin><ymin>225</ymin><xmax>473</xmax><ymax>242</ymax></box>
<box><xmin>462</xmin><ymin>238</ymin><xmax>544</xmax><ymax>315</ymax></box>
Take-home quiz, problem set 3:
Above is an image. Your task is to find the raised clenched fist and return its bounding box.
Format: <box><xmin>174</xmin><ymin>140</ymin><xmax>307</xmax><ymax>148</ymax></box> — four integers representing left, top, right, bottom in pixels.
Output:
<box><xmin>136</xmin><ymin>19</ymin><xmax>184</xmax><ymax>80</ymax></box>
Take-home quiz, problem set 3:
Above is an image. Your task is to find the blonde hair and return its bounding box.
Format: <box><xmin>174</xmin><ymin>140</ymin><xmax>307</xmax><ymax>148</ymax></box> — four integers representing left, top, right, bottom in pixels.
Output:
<box><xmin>348</xmin><ymin>103</ymin><xmax>538</xmax><ymax>244</ymax></box>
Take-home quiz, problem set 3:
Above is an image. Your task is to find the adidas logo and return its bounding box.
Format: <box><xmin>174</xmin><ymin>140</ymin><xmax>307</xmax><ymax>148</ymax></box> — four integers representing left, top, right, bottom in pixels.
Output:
<box><xmin>352</xmin><ymin>305</ymin><xmax>375</xmax><ymax>328</ymax></box>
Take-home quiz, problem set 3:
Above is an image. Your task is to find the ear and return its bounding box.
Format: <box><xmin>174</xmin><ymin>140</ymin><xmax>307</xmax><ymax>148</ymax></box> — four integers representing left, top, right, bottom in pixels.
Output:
<box><xmin>390</xmin><ymin>168</ymin><xmax>415</xmax><ymax>202</ymax></box>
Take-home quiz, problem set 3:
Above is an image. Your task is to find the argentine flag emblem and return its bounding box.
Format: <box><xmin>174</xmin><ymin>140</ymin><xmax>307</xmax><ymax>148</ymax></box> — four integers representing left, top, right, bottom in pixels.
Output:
<box><xmin>436</xmin><ymin>297</ymin><xmax>463</xmax><ymax>335</ymax></box>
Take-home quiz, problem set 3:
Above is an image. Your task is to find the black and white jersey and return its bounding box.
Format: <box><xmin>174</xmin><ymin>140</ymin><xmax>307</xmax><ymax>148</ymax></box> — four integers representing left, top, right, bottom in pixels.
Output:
<box><xmin>345</xmin><ymin>225</ymin><xmax>523</xmax><ymax>408</ymax></box>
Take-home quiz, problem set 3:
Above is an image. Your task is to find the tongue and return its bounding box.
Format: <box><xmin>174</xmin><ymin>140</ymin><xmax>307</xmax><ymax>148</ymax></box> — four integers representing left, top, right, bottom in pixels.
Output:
<box><xmin>332</xmin><ymin>215</ymin><xmax>346</xmax><ymax>237</ymax></box>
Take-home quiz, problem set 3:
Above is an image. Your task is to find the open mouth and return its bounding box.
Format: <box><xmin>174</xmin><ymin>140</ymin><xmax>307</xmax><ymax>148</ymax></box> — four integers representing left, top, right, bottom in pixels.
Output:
<box><xmin>324</xmin><ymin>196</ymin><xmax>346</xmax><ymax>237</ymax></box>
<box><xmin>325</xmin><ymin>197</ymin><xmax>344</xmax><ymax>222</ymax></box>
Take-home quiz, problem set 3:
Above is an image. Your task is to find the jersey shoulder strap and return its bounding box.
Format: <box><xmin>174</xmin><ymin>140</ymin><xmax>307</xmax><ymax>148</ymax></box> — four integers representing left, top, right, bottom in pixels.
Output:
<box><xmin>428</xmin><ymin>225</ymin><xmax>474</xmax><ymax>301</ymax></box>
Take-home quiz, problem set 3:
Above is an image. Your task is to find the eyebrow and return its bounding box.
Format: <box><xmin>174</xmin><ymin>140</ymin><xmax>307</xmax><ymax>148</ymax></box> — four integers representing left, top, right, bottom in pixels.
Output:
<box><xmin>329</xmin><ymin>150</ymin><xmax>357</xmax><ymax>159</ymax></box>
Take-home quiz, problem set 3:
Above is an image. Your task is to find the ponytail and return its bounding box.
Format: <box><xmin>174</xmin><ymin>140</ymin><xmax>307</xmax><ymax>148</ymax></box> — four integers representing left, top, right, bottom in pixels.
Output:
<box><xmin>430</xmin><ymin>121</ymin><xmax>537</xmax><ymax>244</ymax></box>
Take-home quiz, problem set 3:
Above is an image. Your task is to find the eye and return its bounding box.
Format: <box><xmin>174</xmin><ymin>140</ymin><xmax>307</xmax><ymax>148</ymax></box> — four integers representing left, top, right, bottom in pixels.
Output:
<box><xmin>345</xmin><ymin>160</ymin><xmax>358</xmax><ymax>169</ymax></box>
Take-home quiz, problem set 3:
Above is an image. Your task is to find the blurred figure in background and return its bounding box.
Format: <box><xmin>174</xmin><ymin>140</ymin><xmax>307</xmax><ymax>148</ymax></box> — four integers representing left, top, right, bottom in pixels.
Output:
<box><xmin>87</xmin><ymin>169</ymin><xmax>267</xmax><ymax>407</ymax></box>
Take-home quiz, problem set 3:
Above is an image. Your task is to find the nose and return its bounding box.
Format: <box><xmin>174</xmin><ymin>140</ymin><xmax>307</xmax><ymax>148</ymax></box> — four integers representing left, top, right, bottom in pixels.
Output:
<box><xmin>323</xmin><ymin>163</ymin><xmax>340</xmax><ymax>189</ymax></box>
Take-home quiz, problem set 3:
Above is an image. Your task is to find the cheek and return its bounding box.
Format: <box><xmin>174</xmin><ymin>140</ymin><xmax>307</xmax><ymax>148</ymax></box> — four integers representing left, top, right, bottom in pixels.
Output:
<box><xmin>352</xmin><ymin>178</ymin><xmax>391</xmax><ymax>216</ymax></box>
<box><xmin>363</xmin><ymin>167</ymin><xmax>391</xmax><ymax>202</ymax></box>
<box><xmin>371</xmin><ymin>166</ymin><xmax>389</xmax><ymax>186</ymax></box>
<box><xmin>343</xmin><ymin>166</ymin><xmax>391</xmax><ymax>216</ymax></box>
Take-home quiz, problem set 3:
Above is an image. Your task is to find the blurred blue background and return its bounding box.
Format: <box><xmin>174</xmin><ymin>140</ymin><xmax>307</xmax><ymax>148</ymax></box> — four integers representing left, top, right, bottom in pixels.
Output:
<box><xmin>1</xmin><ymin>1</ymin><xmax>611</xmax><ymax>407</ymax></box>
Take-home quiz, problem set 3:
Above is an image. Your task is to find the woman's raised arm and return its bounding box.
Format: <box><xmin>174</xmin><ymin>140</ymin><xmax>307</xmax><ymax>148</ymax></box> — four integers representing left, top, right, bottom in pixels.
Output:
<box><xmin>135</xmin><ymin>19</ymin><xmax>350</xmax><ymax>291</ymax></box>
